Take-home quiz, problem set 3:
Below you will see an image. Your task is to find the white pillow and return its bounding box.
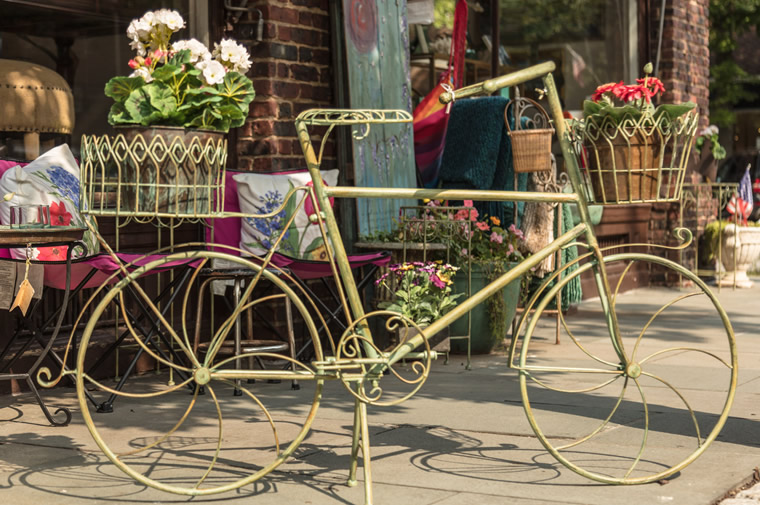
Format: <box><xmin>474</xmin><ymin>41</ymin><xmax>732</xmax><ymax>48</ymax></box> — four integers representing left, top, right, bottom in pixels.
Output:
<box><xmin>0</xmin><ymin>145</ymin><xmax>100</xmax><ymax>260</ymax></box>
<box><xmin>234</xmin><ymin>170</ymin><xmax>339</xmax><ymax>260</ymax></box>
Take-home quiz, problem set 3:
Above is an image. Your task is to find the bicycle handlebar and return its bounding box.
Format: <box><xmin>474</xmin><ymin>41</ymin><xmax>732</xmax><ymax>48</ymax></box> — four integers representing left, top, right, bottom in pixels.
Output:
<box><xmin>439</xmin><ymin>61</ymin><xmax>556</xmax><ymax>104</ymax></box>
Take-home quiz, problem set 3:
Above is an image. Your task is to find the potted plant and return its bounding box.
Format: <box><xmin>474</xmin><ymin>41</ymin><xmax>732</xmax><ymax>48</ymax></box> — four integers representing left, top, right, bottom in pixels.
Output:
<box><xmin>442</xmin><ymin>201</ymin><xmax>526</xmax><ymax>354</ymax></box>
<box><xmin>579</xmin><ymin>63</ymin><xmax>699</xmax><ymax>204</ymax></box>
<box><xmin>82</xmin><ymin>9</ymin><xmax>255</xmax><ymax>217</ymax></box>
<box><xmin>703</xmin><ymin>219</ymin><xmax>760</xmax><ymax>288</ymax></box>
<box><xmin>375</xmin><ymin>261</ymin><xmax>464</xmax><ymax>351</ymax></box>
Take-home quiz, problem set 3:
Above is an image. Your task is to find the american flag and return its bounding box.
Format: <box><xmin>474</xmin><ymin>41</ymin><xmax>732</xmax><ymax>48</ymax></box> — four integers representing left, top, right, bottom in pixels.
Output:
<box><xmin>726</xmin><ymin>165</ymin><xmax>754</xmax><ymax>224</ymax></box>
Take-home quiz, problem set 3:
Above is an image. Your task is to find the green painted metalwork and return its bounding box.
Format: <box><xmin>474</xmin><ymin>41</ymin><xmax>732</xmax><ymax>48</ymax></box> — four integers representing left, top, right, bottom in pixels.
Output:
<box><xmin>40</xmin><ymin>62</ymin><xmax>738</xmax><ymax>503</ymax></box>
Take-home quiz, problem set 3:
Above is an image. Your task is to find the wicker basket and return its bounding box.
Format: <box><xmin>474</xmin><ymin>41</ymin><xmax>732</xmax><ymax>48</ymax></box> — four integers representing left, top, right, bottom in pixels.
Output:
<box><xmin>505</xmin><ymin>98</ymin><xmax>554</xmax><ymax>173</ymax></box>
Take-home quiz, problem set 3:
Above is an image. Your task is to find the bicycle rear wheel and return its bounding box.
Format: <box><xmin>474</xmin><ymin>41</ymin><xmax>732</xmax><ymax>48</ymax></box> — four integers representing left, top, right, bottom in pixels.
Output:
<box><xmin>518</xmin><ymin>253</ymin><xmax>737</xmax><ymax>484</ymax></box>
<box><xmin>75</xmin><ymin>250</ymin><xmax>324</xmax><ymax>495</ymax></box>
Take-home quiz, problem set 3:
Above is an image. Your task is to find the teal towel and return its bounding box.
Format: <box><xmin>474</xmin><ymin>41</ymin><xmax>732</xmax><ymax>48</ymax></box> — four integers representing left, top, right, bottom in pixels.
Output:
<box><xmin>438</xmin><ymin>97</ymin><xmax>528</xmax><ymax>226</ymax></box>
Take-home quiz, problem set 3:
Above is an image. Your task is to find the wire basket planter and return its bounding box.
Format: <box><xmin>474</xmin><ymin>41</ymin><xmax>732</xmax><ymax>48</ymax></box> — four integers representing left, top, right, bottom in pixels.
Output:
<box><xmin>80</xmin><ymin>127</ymin><xmax>227</xmax><ymax>224</ymax></box>
<box><xmin>579</xmin><ymin>109</ymin><xmax>699</xmax><ymax>204</ymax></box>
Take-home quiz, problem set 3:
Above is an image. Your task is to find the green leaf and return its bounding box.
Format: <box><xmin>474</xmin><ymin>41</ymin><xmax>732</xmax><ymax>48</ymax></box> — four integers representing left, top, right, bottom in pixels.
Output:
<box><xmin>124</xmin><ymin>88</ymin><xmax>162</xmax><ymax>126</ymax></box>
<box><xmin>582</xmin><ymin>100</ymin><xmax>602</xmax><ymax>118</ymax></box>
<box><xmin>217</xmin><ymin>71</ymin><xmax>255</xmax><ymax>114</ymax></box>
<box><xmin>653</xmin><ymin>102</ymin><xmax>697</xmax><ymax>121</ymax></box>
<box><xmin>145</xmin><ymin>84</ymin><xmax>177</xmax><ymax>116</ymax></box>
<box><xmin>151</xmin><ymin>64</ymin><xmax>183</xmax><ymax>82</ymax></box>
<box><xmin>304</xmin><ymin>235</ymin><xmax>325</xmax><ymax>254</ymax></box>
<box><xmin>214</xmin><ymin>104</ymin><xmax>247</xmax><ymax>128</ymax></box>
<box><xmin>168</xmin><ymin>49</ymin><xmax>191</xmax><ymax>66</ymax></box>
<box><xmin>105</xmin><ymin>76</ymin><xmax>145</xmax><ymax>103</ymax></box>
<box><xmin>107</xmin><ymin>102</ymin><xmax>134</xmax><ymax>125</ymax></box>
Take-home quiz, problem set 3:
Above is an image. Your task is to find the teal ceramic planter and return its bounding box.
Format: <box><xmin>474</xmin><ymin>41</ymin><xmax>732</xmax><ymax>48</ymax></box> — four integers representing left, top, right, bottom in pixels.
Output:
<box><xmin>450</xmin><ymin>262</ymin><xmax>521</xmax><ymax>354</ymax></box>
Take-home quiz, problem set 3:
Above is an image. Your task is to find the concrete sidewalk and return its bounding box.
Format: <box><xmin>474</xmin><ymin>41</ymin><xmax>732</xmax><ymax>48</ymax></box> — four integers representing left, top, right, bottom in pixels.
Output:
<box><xmin>1</xmin><ymin>279</ymin><xmax>759</xmax><ymax>505</ymax></box>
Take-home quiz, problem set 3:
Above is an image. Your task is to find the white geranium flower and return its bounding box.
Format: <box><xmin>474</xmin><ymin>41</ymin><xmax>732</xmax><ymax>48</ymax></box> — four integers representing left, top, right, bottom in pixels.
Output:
<box><xmin>140</xmin><ymin>11</ymin><xmax>157</xmax><ymax>31</ymax></box>
<box><xmin>129</xmin><ymin>66</ymin><xmax>153</xmax><ymax>83</ymax></box>
<box><xmin>198</xmin><ymin>60</ymin><xmax>225</xmax><ymax>85</ymax></box>
<box><xmin>172</xmin><ymin>39</ymin><xmax>211</xmax><ymax>64</ymax></box>
<box><xmin>155</xmin><ymin>9</ymin><xmax>185</xmax><ymax>32</ymax></box>
<box><xmin>129</xmin><ymin>39</ymin><xmax>147</xmax><ymax>57</ymax></box>
<box><xmin>213</xmin><ymin>39</ymin><xmax>251</xmax><ymax>74</ymax></box>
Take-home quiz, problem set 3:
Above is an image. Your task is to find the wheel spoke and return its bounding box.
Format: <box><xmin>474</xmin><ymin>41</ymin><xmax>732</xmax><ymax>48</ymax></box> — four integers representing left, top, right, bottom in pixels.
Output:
<box><xmin>217</xmin><ymin>378</ymin><xmax>281</xmax><ymax>457</ymax></box>
<box><xmin>624</xmin><ymin>378</ymin><xmax>649</xmax><ymax>479</ymax></box>
<box><xmin>642</xmin><ymin>370</ymin><xmax>702</xmax><ymax>445</ymax></box>
<box><xmin>194</xmin><ymin>384</ymin><xmax>224</xmax><ymax>490</ymax></box>
<box><xmin>556</xmin><ymin>376</ymin><xmax>628</xmax><ymax>451</ymax></box>
<box><xmin>631</xmin><ymin>291</ymin><xmax>702</xmax><ymax>362</ymax></box>
<box><xmin>204</xmin><ymin>294</ymin><xmax>284</xmax><ymax>366</ymax></box>
<box><xmin>559</xmin><ymin>308</ymin><xmax>620</xmax><ymax>369</ymax></box>
<box><xmin>180</xmin><ymin>257</ymin><xmax>210</xmax><ymax>362</ymax></box>
<box><xmin>639</xmin><ymin>346</ymin><xmax>733</xmax><ymax>369</ymax></box>
<box><xmin>118</xmin><ymin>292</ymin><xmax>194</xmax><ymax>372</ymax></box>
<box><xmin>80</xmin><ymin>373</ymin><xmax>194</xmax><ymax>399</ymax></box>
<box><xmin>119</xmin><ymin>386</ymin><xmax>200</xmax><ymax>457</ymax></box>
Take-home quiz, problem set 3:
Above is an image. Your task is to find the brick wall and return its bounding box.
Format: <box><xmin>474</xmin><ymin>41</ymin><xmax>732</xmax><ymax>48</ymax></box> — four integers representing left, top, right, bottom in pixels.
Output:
<box><xmin>650</xmin><ymin>0</ymin><xmax>710</xmax><ymax>127</ymax></box>
<box><xmin>235</xmin><ymin>1</ymin><xmax>335</xmax><ymax>173</ymax></box>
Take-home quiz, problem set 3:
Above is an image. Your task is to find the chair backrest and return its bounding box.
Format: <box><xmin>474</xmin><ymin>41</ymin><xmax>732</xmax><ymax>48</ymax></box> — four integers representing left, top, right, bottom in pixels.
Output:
<box><xmin>206</xmin><ymin>171</ymin><xmax>391</xmax><ymax>279</ymax></box>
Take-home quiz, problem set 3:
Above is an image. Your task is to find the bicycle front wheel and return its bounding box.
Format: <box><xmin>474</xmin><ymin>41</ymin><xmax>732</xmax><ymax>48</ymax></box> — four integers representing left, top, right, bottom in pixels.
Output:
<box><xmin>518</xmin><ymin>253</ymin><xmax>737</xmax><ymax>484</ymax></box>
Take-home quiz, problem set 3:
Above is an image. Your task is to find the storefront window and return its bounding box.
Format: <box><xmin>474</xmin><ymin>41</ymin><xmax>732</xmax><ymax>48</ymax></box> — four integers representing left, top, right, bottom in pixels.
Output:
<box><xmin>0</xmin><ymin>0</ymin><xmax>195</xmax><ymax>159</ymax></box>
<box><xmin>485</xmin><ymin>0</ymin><xmax>637</xmax><ymax>112</ymax></box>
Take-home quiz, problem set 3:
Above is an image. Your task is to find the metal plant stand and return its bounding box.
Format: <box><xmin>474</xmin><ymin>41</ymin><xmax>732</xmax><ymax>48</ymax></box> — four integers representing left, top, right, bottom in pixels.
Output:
<box><xmin>36</xmin><ymin>63</ymin><xmax>737</xmax><ymax>503</ymax></box>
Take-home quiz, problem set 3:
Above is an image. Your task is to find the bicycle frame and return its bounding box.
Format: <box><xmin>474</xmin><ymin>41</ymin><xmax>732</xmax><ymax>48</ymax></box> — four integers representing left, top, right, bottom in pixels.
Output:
<box><xmin>294</xmin><ymin>61</ymin><xmax>627</xmax><ymax>372</ymax></box>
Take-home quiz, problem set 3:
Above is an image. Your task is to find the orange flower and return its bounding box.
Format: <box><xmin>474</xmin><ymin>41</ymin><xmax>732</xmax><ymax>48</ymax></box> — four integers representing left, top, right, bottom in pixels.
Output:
<box><xmin>490</xmin><ymin>216</ymin><xmax>501</xmax><ymax>226</ymax></box>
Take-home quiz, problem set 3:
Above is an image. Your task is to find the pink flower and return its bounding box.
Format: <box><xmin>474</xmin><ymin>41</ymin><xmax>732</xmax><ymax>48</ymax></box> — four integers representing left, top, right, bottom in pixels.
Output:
<box><xmin>128</xmin><ymin>59</ymin><xmax>140</xmax><ymax>69</ymax></box>
<box><xmin>469</xmin><ymin>208</ymin><xmax>479</xmax><ymax>220</ymax></box>
<box><xmin>507</xmin><ymin>243</ymin><xmax>515</xmax><ymax>256</ymax></box>
<box><xmin>460</xmin><ymin>248</ymin><xmax>468</xmax><ymax>256</ymax></box>
<box><xmin>454</xmin><ymin>209</ymin><xmax>470</xmax><ymax>221</ymax></box>
<box><xmin>429</xmin><ymin>273</ymin><xmax>446</xmax><ymax>289</ymax></box>
<box><xmin>476</xmin><ymin>221</ymin><xmax>490</xmax><ymax>231</ymax></box>
<box><xmin>463</xmin><ymin>199</ymin><xmax>473</xmax><ymax>207</ymax></box>
<box><xmin>509</xmin><ymin>224</ymin><xmax>525</xmax><ymax>240</ymax></box>
<box><xmin>490</xmin><ymin>231</ymin><xmax>503</xmax><ymax>244</ymax></box>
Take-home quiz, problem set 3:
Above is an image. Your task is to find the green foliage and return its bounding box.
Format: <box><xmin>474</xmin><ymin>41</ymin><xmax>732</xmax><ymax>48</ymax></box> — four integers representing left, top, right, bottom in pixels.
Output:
<box><xmin>703</xmin><ymin>219</ymin><xmax>760</xmax><ymax>261</ymax></box>
<box><xmin>377</xmin><ymin>262</ymin><xmax>464</xmax><ymax>326</ymax></box>
<box><xmin>709</xmin><ymin>0</ymin><xmax>760</xmax><ymax>127</ymax></box>
<box><xmin>106</xmin><ymin>57</ymin><xmax>254</xmax><ymax>132</ymax></box>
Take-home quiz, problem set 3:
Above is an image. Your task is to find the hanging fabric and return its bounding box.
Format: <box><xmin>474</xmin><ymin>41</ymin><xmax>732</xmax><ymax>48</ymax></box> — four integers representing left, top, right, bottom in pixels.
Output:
<box><xmin>412</xmin><ymin>0</ymin><xmax>468</xmax><ymax>188</ymax></box>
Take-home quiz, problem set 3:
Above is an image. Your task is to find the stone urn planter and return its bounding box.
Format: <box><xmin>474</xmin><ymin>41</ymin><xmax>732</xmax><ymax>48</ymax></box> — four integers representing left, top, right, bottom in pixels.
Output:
<box><xmin>718</xmin><ymin>223</ymin><xmax>760</xmax><ymax>288</ymax></box>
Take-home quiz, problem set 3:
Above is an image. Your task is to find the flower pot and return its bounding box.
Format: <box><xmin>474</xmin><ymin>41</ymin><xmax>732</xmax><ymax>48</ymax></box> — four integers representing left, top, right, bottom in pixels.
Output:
<box><xmin>118</xmin><ymin>126</ymin><xmax>226</xmax><ymax>216</ymax></box>
<box><xmin>718</xmin><ymin>224</ymin><xmax>760</xmax><ymax>288</ymax></box>
<box><xmin>81</xmin><ymin>127</ymin><xmax>227</xmax><ymax>219</ymax></box>
<box><xmin>586</xmin><ymin>130</ymin><xmax>662</xmax><ymax>203</ymax></box>
<box><xmin>396</xmin><ymin>324</ymin><xmax>450</xmax><ymax>353</ymax></box>
<box><xmin>450</xmin><ymin>262</ymin><xmax>521</xmax><ymax>354</ymax></box>
<box><xmin>580</xmin><ymin>110</ymin><xmax>699</xmax><ymax>205</ymax></box>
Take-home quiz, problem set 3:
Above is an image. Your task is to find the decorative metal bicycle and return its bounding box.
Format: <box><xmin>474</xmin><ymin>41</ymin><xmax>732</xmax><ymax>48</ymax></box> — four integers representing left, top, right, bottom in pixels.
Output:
<box><xmin>40</xmin><ymin>62</ymin><xmax>735</xmax><ymax>503</ymax></box>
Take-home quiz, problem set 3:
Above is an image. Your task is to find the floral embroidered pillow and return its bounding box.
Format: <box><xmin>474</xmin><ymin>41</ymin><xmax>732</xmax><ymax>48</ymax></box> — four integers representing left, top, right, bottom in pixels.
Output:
<box><xmin>234</xmin><ymin>170</ymin><xmax>338</xmax><ymax>260</ymax></box>
<box><xmin>0</xmin><ymin>144</ymin><xmax>100</xmax><ymax>260</ymax></box>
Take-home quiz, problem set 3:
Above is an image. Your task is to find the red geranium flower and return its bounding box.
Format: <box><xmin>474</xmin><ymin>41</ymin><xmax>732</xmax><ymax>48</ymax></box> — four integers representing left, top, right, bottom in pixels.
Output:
<box><xmin>36</xmin><ymin>245</ymin><xmax>68</xmax><ymax>261</ymax></box>
<box><xmin>50</xmin><ymin>200</ymin><xmax>72</xmax><ymax>226</ymax></box>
